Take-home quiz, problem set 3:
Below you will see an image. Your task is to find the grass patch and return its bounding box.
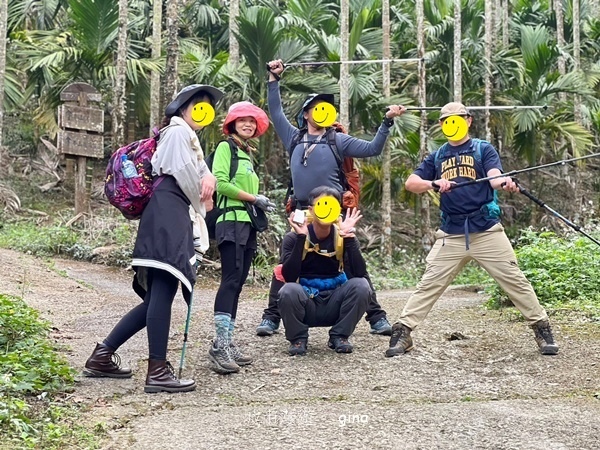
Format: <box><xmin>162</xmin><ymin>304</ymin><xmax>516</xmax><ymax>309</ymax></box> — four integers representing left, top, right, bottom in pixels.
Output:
<box><xmin>0</xmin><ymin>294</ymin><xmax>99</xmax><ymax>449</ymax></box>
<box><xmin>486</xmin><ymin>229</ymin><xmax>600</xmax><ymax>321</ymax></box>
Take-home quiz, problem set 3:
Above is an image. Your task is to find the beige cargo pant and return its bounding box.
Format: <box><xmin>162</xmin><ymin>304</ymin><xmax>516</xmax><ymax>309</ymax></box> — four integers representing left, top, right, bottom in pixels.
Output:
<box><xmin>399</xmin><ymin>223</ymin><xmax>547</xmax><ymax>330</ymax></box>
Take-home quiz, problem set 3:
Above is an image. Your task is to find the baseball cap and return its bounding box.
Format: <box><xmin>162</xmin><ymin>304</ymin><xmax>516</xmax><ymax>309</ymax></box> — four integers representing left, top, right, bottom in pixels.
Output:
<box><xmin>439</xmin><ymin>102</ymin><xmax>470</xmax><ymax>120</ymax></box>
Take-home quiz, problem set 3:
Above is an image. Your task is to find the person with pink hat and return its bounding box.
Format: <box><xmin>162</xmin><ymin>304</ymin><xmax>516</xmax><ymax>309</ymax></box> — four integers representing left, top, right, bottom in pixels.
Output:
<box><xmin>207</xmin><ymin>101</ymin><xmax>275</xmax><ymax>374</ymax></box>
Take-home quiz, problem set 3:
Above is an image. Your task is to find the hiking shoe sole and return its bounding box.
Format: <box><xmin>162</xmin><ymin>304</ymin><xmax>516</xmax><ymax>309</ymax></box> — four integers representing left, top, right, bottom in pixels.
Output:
<box><xmin>144</xmin><ymin>383</ymin><xmax>197</xmax><ymax>394</ymax></box>
<box><xmin>256</xmin><ymin>327</ymin><xmax>276</xmax><ymax>336</ymax></box>
<box><xmin>541</xmin><ymin>344</ymin><xmax>559</xmax><ymax>355</ymax></box>
<box><xmin>82</xmin><ymin>368</ymin><xmax>133</xmax><ymax>378</ymax></box>
<box><xmin>208</xmin><ymin>352</ymin><xmax>240</xmax><ymax>374</ymax></box>
<box><xmin>385</xmin><ymin>344</ymin><xmax>414</xmax><ymax>357</ymax></box>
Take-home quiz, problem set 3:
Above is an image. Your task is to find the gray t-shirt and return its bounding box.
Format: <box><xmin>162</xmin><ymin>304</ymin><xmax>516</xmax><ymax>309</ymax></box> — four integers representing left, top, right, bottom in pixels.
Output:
<box><xmin>267</xmin><ymin>81</ymin><xmax>391</xmax><ymax>203</ymax></box>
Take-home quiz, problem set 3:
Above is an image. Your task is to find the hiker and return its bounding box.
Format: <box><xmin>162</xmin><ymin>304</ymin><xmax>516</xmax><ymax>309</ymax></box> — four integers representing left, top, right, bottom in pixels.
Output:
<box><xmin>255</xmin><ymin>58</ymin><xmax>406</xmax><ymax>338</ymax></box>
<box><xmin>83</xmin><ymin>84</ymin><xmax>224</xmax><ymax>392</ymax></box>
<box><xmin>207</xmin><ymin>101</ymin><xmax>275</xmax><ymax>374</ymax></box>
<box><xmin>386</xmin><ymin>101</ymin><xmax>559</xmax><ymax>357</ymax></box>
<box><xmin>277</xmin><ymin>186</ymin><xmax>371</xmax><ymax>355</ymax></box>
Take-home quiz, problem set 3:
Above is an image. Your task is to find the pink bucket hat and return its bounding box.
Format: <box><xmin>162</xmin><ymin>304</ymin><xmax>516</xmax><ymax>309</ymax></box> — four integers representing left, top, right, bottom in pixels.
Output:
<box><xmin>222</xmin><ymin>101</ymin><xmax>270</xmax><ymax>138</ymax></box>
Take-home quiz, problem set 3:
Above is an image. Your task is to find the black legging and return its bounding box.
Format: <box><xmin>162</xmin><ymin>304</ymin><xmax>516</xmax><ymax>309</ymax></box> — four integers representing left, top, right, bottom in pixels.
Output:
<box><xmin>104</xmin><ymin>268</ymin><xmax>179</xmax><ymax>360</ymax></box>
<box><xmin>214</xmin><ymin>241</ymin><xmax>255</xmax><ymax>320</ymax></box>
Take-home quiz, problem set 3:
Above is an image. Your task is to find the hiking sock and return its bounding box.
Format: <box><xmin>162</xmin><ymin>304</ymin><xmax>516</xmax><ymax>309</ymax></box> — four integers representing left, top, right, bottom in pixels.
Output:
<box><xmin>214</xmin><ymin>313</ymin><xmax>231</xmax><ymax>341</ymax></box>
<box><xmin>228</xmin><ymin>319</ymin><xmax>236</xmax><ymax>341</ymax></box>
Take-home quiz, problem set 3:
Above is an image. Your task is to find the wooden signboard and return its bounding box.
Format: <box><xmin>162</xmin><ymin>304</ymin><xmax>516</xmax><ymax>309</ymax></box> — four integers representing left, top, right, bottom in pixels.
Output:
<box><xmin>58</xmin><ymin>82</ymin><xmax>105</xmax><ymax>214</ymax></box>
<box><xmin>58</xmin><ymin>104</ymin><xmax>104</xmax><ymax>134</ymax></box>
<box><xmin>57</xmin><ymin>129</ymin><xmax>104</xmax><ymax>159</ymax></box>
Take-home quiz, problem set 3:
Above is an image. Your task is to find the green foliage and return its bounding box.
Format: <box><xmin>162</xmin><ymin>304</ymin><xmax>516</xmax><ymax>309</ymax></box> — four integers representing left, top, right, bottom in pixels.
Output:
<box><xmin>486</xmin><ymin>230</ymin><xmax>600</xmax><ymax>320</ymax></box>
<box><xmin>0</xmin><ymin>294</ymin><xmax>97</xmax><ymax>449</ymax></box>
<box><xmin>0</xmin><ymin>222</ymin><xmax>79</xmax><ymax>257</ymax></box>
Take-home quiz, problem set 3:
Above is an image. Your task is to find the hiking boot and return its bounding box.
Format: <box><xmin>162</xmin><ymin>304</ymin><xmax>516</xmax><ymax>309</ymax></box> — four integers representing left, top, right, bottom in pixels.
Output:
<box><xmin>328</xmin><ymin>336</ymin><xmax>353</xmax><ymax>353</ymax></box>
<box><xmin>288</xmin><ymin>338</ymin><xmax>307</xmax><ymax>356</ymax></box>
<box><xmin>385</xmin><ymin>322</ymin><xmax>414</xmax><ymax>357</ymax></box>
<box><xmin>229</xmin><ymin>342</ymin><xmax>253</xmax><ymax>366</ymax></box>
<box><xmin>370</xmin><ymin>317</ymin><xmax>393</xmax><ymax>336</ymax></box>
<box><xmin>144</xmin><ymin>359</ymin><xmax>196</xmax><ymax>393</ymax></box>
<box><xmin>208</xmin><ymin>337</ymin><xmax>241</xmax><ymax>374</ymax></box>
<box><xmin>82</xmin><ymin>343</ymin><xmax>132</xmax><ymax>378</ymax></box>
<box><xmin>530</xmin><ymin>319</ymin><xmax>559</xmax><ymax>355</ymax></box>
<box><xmin>256</xmin><ymin>318</ymin><xmax>280</xmax><ymax>336</ymax></box>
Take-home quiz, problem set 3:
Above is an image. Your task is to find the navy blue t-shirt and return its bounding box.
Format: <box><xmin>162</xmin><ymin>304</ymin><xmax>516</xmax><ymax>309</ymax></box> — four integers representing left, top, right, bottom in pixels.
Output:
<box><xmin>413</xmin><ymin>138</ymin><xmax>503</xmax><ymax>234</ymax></box>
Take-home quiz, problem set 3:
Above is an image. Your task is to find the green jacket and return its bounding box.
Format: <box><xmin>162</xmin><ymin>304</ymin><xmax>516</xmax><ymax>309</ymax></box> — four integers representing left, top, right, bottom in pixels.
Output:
<box><xmin>212</xmin><ymin>140</ymin><xmax>259</xmax><ymax>223</ymax></box>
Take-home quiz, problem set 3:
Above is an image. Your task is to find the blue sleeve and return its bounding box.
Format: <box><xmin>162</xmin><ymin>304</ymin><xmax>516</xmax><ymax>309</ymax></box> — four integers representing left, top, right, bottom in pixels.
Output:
<box><xmin>481</xmin><ymin>142</ymin><xmax>502</xmax><ymax>173</ymax></box>
<box><xmin>413</xmin><ymin>152</ymin><xmax>437</xmax><ymax>180</ymax></box>
<box><xmin>267</xmin><ymin>81</ymin><xmax>300</xmax><ymax>156</ymax></box>
<box><xmin>336</xmin><ymin>123</ymin><xmax>391</xmax><ymax>158</ymax></box>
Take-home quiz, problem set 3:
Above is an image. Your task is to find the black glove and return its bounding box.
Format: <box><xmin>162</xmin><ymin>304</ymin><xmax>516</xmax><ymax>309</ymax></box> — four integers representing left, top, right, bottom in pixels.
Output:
<box><xmin>253</xmin><ymin>194</ymin><xmax>276</xmax><ymax>212</ymax></box>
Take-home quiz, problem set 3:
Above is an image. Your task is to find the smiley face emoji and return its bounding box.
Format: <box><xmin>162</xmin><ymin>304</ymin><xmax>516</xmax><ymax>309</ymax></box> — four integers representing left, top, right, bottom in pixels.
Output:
<box><xmin>311</xmin><ymin>102</ymin><xmax>337</xmax><ymax>128</ymax></box>
<box><xmin>312</xmin><ymin>195</ymin><xmax>341</xmax><ymax>224</ymax></box>
<box><xmin>190</xmin><ymin>102</ymin><xmax>215</xmax><ymax>126</ymax></box>
<box><xmin>441</xmin><ymin>115</ymin><xmax>469</xmax><ymax>142</ymax></box>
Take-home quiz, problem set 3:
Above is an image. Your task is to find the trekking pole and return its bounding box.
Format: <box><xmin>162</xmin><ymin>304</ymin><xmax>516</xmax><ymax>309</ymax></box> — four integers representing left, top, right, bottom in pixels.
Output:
<box><xmin>283</xmin><ymin>58</ymin><xmax>423</xmax><ymax>68</ymax></box>
<box><xmin>405</xmin><ymin>105</ymin><xmax>548</xmax><ymax>111</ymax></box>
<box><xmin>513</xmin><ymin>180</ymin><xmax>600</xmax><ymax>248</ymax></box>
<box><xmin>178</xmin><ymin>287</ymin><xmax>193</xmax><ymax>379</ymax></box>
<box><xmin>449</xmin><ymin>152</ymin><xmax>600</xmax><ymax>190</ymax></box>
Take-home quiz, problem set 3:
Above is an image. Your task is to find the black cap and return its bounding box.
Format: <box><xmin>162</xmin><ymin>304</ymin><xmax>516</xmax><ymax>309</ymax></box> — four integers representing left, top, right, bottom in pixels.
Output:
<box><xmin>296</xmin><ymin>93</ymin><xmax>336</xmax><ymax>128</ymax></box>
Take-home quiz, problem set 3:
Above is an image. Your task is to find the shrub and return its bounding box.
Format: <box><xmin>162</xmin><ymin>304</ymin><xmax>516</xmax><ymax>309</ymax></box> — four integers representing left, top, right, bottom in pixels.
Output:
<box><xmin>0</xmin><ymin>294</ymin><xmax>96</xmax><ymax>448</ymax></box>
<box><xmin>486</xmin><ymin>229</ymin><xmax>600</xmax><ymax>319</ymax></box>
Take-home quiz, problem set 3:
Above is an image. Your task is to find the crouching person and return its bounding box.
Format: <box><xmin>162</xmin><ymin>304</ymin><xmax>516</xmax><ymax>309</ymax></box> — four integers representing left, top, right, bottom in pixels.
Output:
<box><xmin>277</xmin><ymin>186</ymin><xmax>370</xmax><ymax>356</ymax></box>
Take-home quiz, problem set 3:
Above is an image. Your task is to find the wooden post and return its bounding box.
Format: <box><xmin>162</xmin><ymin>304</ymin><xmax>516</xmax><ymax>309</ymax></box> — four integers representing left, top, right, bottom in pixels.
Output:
<box><xmin>57</xmin><ymin>83</ymin><xmax>104</xmax><ymax>215</ymax></box>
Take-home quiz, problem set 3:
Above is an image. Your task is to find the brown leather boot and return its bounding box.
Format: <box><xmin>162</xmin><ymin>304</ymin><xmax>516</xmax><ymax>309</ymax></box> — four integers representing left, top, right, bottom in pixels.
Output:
<box><xmin>144</xmin><ymin>359</ymin><xmax>196</xmax><ymax>393</ymax></box>
<box><xmin>530</xmin><ymin>319</ymin><xmax>559</xmax><ymax>355</ymax></box>
<box><xmin>385</xmin><ymin>323</ymin><xmax>414</xmax><ymax>357</ymax></box>
<box><xmin>83</xmin><ymin>343</ymin><xmax>132</xmax><ymax>378</ymax></box>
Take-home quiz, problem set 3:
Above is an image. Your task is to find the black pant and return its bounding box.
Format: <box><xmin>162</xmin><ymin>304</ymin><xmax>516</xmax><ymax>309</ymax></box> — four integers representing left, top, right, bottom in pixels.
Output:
<box><xmin>262</xmin><ymin>270</ymin><xmax>386</xmax><ymax>325</ymax></box>
<box><xmin>278</xmin><ymin>278</ymin><xmax>370</xmax><ymax>342</ymax></box>
<box><xmin>214</xmin><ymin>241</ymin><xmax>255</xmax><ymax>320</ymax></box>
<box><xmin>104</xmin><ymin>268</ymin><xmax>179</xmax><ymax>360</ymax></box>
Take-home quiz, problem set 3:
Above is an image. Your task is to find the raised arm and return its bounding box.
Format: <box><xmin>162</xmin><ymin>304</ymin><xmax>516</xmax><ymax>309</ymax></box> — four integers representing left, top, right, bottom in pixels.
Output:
<box><xmin>266</xmin><ymin>60</ymin><xmax>299</xmax><ymax>155</ymax></box>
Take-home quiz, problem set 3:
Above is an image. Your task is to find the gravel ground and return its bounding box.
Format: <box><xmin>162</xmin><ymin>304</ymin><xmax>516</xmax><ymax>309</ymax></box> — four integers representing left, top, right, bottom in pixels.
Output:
<box><xmin>1</xmin><ymin>248</ymin><xmax>599</xmax><ymax>450</ymax></box>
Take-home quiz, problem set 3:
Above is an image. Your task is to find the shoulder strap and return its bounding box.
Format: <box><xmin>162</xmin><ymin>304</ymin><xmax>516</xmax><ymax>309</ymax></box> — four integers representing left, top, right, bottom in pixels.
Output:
<box><xmin>471</xmin><ymin>138</ymin><xmax>489</xmax><ymax>165</ymax></box>
<box><xmin>301</xmin><ymin>224</ymin><xmax>345</xmax><ymax>270</ymax></box>
<box><xmin>333</xmin><ymin>224</ymin><xmax>344</xmax><ymax>270</ymax></box>
<box><xmin>290</xmin><ymin>129</ymin><xmax>307</xmax><ymax>157</ymax></box>
<box><xmin>225</xmin><ymin>138</ymin><xmax>240</xmax><ymax>181</ymax></box>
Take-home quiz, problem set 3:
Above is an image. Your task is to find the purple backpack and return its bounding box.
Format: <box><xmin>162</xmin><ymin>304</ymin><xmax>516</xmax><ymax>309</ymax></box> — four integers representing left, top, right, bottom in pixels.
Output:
<box><xmin>104</xmin><ymin>128</ymin><xmax>164</xmax><ymax>220</ymax></box>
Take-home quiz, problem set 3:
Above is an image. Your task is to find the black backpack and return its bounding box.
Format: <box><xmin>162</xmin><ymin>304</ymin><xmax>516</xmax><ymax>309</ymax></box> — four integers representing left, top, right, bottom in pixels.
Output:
<box><xmin>204</xmin><ymin>138</ymin><xmax>239</xmax><ymax>240</ymax></box>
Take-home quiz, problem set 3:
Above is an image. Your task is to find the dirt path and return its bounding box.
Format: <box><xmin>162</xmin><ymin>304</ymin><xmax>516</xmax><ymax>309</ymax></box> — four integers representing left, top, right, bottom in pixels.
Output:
<box><xmin>1</xmin><ymin>248</ymin><xmax>599</xmax><ymax>449</ymax></box>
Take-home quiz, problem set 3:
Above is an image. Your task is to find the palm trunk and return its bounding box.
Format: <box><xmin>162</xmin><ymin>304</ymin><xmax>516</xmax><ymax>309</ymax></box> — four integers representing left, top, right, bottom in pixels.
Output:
<box><xmin>149</xmin><ymin>0</ymin><xmax>163</xmax><ymax>132</ymax></box>
<box><xmin>484</xmin><ymin>0</ymin><xmax>493</xmax><ymax>141</ymax></box>
<box><xmin>339</xmin><ymin>1</ymin><xmax>350</xmax><ymax>127</ymax></box>
<box><xmin>453</xmin><ymin>0</ymin><xmax>462</xmax><ymax>102</ymax></box>
<box><xmin>0</xmin><ymin>0</ymin><xmax>8</xmax><ymax>150</ymax></box>
<box><xmin>572</xmin><ymin>0</ymin><xmax>582</xmax><ymax>217</ymax></box>
<box><xmin>112</xmin><ymin>0</ymin><xmax>128</xmax><ymax>149</ymax></box>
<box><xmin>555</xmin><ymin>0</ymin><xmax>569</xmax><ymax>185</ymax></box>
<box><xmin>164</xmin><ymin>0</ymin><xmax>180</xmax><ymax>106</ymax></box>
<box><xmin>229</xmin><ymin>0</ymin><xmax>240</xmax><ymax>67</ymax></box>
<box><xmin>573</xmin><ymin>0</ymin><xmax>582</xmax><ymax>126</ymax></box>
<box><xmin>502</xmin><ymin>0</ymin><xmax>509</xmax><ymax>47</ymax></box>
<box><xmin>417</xmin><ymin>0</ymin><xmax>432</xmax><ymax>246</ymax></box>
<box><xmin>381</xmin><ymin>0</ymin><xmax>392</xmax><ymax>258</ymax></box>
